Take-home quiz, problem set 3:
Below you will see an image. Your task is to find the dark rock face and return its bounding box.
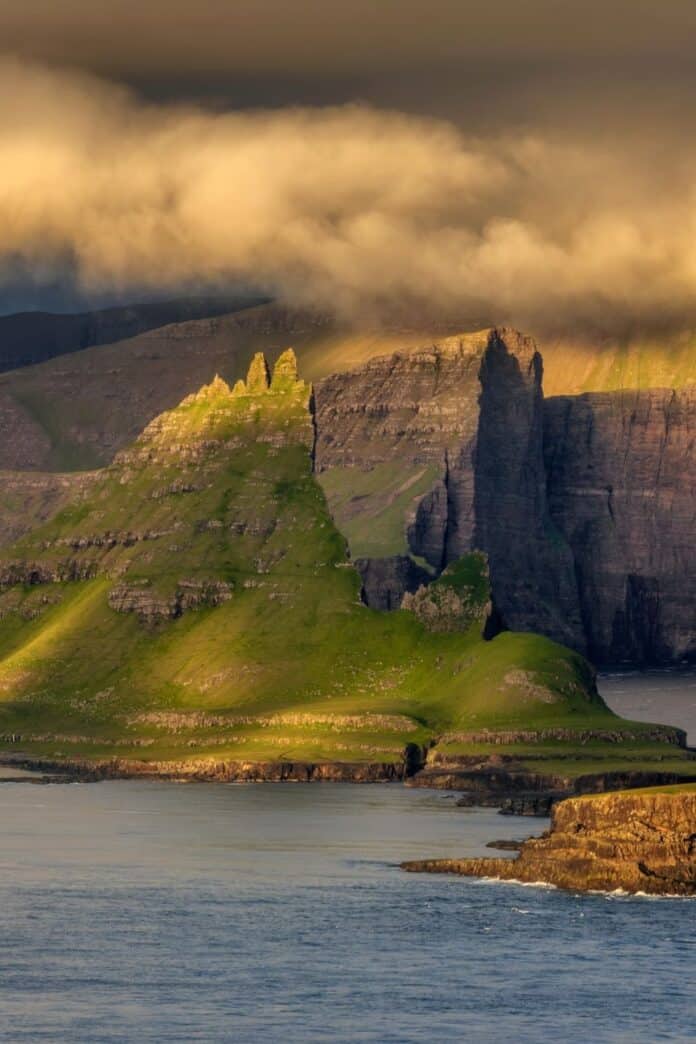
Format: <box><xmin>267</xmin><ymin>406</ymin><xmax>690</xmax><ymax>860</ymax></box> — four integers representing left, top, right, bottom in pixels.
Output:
<box><xmin>471</xmin><ymin>332</ymin><xmax>584</xmax><ymax>651</ymax></box>
<box><xmin>315</xmin><ymin>331</ymin><xmax>484</xmax><ymax>474</ymax></box>
<box><xmin>402</xmin><ymin>790</ymin><xmax>696</xmax><ymax>896</ymax></box>
<box><xmin>544</xmin><ymin>389</ymin><xmax>696</xmax><ymax>665</ymax></box>
<box><xmin>354</xmin><ymin>555</ymin><xmax>431</xmax><ymax>610</ymax></box>
<box><xmin>8</xmin><ymin>756</ymin><xmax>411</xmax><ymax>784</ymax></box>
<box><xmin>316</xmin><ymin>331</ymin><xmax>694</xmax><ymax>665</ymax></box>
<box><xmin>316</xmin><ymin>328</ymin><xmax>586</xmax><ymax>652</ymax></box>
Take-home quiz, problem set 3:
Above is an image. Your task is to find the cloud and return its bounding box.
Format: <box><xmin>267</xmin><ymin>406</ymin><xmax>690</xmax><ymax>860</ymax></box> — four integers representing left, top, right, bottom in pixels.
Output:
<box><xmin>3</xmin><ymin>57</ymin><xmax>696</xmax><ymax>331</ymax></box>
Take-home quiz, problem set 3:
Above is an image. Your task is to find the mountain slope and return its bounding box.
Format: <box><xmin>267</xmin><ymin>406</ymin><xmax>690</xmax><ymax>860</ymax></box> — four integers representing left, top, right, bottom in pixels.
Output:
<box><xmin>0</xmin><ymin>295</ymin><xmax>264</xmax><ymax>374</ymax></box>
<box><xmin>0</xmin><ymin>351</ymin><xmax>689</xmax><ymax>782</ymax></box>
<box><xmin>0</xmin><ymin>303</ymin><xmax>441</xmax><ymax>472</ymax></box>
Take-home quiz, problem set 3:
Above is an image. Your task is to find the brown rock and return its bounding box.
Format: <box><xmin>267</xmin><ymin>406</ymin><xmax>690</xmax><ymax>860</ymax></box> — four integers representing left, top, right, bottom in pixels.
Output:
<box><xmin>402</xmin><ymin>789</ymin><xmax>696</xmax><ymax>895</ymax></box>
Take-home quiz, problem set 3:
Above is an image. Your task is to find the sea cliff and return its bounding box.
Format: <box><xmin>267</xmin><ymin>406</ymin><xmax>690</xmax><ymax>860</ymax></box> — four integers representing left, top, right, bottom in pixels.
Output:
<box><xmin>402</xmin><ymin>788</ymin><xmax>696</xmax><ymax>895</ymax></box>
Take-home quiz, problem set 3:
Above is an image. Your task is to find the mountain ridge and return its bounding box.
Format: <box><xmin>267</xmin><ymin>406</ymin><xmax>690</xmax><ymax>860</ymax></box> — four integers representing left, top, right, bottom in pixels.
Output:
<box><xmin>1</xmin><ymin>350</ymin><xmax>691</xmax><ymax>793</ymax></box>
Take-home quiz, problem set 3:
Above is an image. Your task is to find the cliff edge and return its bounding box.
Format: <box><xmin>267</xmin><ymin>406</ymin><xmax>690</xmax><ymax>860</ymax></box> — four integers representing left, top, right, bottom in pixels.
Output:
<box><xmin>402</xmin><ymin>787</ymin><xmax>696</xmax><ymax>895</ymax></box>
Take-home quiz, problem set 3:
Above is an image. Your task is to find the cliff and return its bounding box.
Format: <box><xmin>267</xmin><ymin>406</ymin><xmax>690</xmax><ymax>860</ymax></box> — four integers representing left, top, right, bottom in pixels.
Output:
<box><xmin>317</xmin><ymin>332</ymin><xmax>695</xmax><ymax>665</ymax></box>
<box><xmin>0</xmin><ymin>303</ymin><xmax>448</xmax><ymax>473</ymax></box>
<box><xmin>0</xmin><ymin>310</ymin><xmax>693</xmax><ymax>669</ymax></box>
<box><xmin>316</xmin><ymin>328</ymin><xmax>585</xmax><ymax>651</ymax></box>
<box><xmin>2</xmin><ymin>351</ymin><xmax>685</xmax><ymax>785</ymax></box>
<box><xmin>545</xmin><ymin>388</ymin><xmax>696</xmax><ymax>665</ymax></box>
<box><xmin>402</xmin><ymin>787</ymin><xmax>696</xmax><ymax>895</ymax></box>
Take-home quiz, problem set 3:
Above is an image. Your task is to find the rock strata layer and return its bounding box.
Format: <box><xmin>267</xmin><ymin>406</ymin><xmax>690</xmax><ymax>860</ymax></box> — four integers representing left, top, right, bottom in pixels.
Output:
<box><xmin>544</xmin><ymin>388</ymin><xmax>696</xmax><ymax>665</ymax></box>
<box><xmin>316</xmin><ymin>328</ymin><xmax>585</xmax><ymax>650</ymax></box>
<box><xmin>402</xmin><ymin>789</ymin><xmax>696</xmax><ymax>895</ymax></box>
<box><xmin>316</xmin><ymin>331</ymin><xmax>695</xmax><ymax>665</ymax></box>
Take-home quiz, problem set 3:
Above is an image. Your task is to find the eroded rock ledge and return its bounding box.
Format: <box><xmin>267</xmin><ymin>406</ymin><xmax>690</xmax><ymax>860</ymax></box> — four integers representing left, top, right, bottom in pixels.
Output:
<box><xmin>402</xmin><ymin>789</ymin><xmax>696</xmax><ymax>895</ymax></box>
<box><xmin>0</xmin><ymin>755</ymin><xmax>411</xmax><ymax>784</ymax></box>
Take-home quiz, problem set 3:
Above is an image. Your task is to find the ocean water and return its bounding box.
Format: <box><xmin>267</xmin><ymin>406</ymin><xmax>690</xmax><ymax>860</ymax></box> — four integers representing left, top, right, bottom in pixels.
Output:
<box><xmin>0</xmin><ymin>672</ymin><xmax>694</xmax><ymax>1043</ymax></box>
<box><xmin>0</xmin><ymin>779</ymin><xmax>693</xmax><ymax>1044</ymax></box>
<box><xmin>600</xmin><ymin>666</ymin><xmax>696</xmax><ymax>745</ymax></box>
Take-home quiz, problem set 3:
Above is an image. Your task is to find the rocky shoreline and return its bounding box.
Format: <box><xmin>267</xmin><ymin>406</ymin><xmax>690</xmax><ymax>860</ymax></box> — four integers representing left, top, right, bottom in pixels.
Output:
<box><xmin>1</xmin><ymin>752</ymin><xmax>695</xmax><ymax>808</ymax></box>
<box><xmin>0</xmin><ymin>754</ymin><xmax>410</xmax><ymax>784</ymax></box>
<box><xmin>402</xmin><ymin>789</ymin><xmax>696</xmax><ymax>895</ymax></box>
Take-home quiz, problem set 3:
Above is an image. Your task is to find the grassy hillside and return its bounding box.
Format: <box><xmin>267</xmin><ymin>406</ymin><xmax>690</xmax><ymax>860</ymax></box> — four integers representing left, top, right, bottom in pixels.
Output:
<box><xmin>541</xmin><ymin>330</ymin><xmax>696</xmax><ymax>395</ymax></box>
<box><xmin>0</xmin><ymin>350</ymin><xmax>693</xmax><ymax>777</ymax></box>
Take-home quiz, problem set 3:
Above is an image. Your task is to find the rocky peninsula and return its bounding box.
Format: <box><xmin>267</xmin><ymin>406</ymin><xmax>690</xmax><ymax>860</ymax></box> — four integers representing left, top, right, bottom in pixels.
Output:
<box><xmin>402</xmin><ymin>787</ymin><xmax>696</xmax><ymax>895</ymax></box>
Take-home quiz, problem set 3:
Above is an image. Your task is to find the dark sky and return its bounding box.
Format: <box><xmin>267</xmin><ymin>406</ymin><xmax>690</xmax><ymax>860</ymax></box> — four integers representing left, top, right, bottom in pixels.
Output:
<box><xmin>3</xmin><ymin>0</ymin><xmax>696</xmax><ymax>129</ymax></box>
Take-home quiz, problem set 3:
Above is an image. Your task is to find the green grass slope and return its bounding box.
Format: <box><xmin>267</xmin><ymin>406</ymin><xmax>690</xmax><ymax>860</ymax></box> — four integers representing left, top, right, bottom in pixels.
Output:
<box><xmin>0</xmin><ymin>351</ymin><xmax>692</xmax><ymax>778</ymax></box>
<box><xmin>541</xmin><ymin>330</ymin><xmax>696</xmax><ymax>395</ymax></box>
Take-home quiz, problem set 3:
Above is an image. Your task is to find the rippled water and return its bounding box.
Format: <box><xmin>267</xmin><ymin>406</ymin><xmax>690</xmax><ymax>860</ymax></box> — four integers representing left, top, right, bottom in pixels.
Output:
<box><xmin>0</xmin><ymin>775</ymin><xmax>694</xmax><ymax>1044</ymax></box>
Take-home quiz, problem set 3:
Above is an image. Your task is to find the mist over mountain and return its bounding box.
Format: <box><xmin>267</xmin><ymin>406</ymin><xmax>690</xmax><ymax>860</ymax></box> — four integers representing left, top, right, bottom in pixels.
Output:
<box><xmin>4</xmin><ymin>55</ymin><xmax>696</xmax><ymax>334</ymax></box>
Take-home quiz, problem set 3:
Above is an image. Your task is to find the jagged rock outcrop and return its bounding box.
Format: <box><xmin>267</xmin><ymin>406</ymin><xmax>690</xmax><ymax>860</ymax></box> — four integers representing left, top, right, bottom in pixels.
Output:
<box><xmin>402</xmin><ymin>789</ymin><xmax>696</xmax><ymax>895</ymax></box>
<box><xmin>545</xmin><ymin>388</ymin><xmax>696</xmax><ymax>665</ymax></box>
<box><xmin>0</xmin><ymin>303</ymin><xmax>330</xmax><ymax>472</ymax></box>
<box><xmin>0</xmin><ymin>350</ymin><xmax>313</xmax><ymax>621</ymax></box>
<box><xmin>471</xmin><ymin>332</ymin><xmax>584</xmax><ymax>649</ymax></box>
<box><xmin>401</xmin><ymin>552</ymin><xmax>492</xmax><ymax>633</ymax></box>
<box><xmin>108</xmin><ymin>579</ymin><xmax>233</xmax><ymax>622</ymax></box>
<box><xmin>0</xmin><ymin>559</ymin><xmax>99</xmax><ymax>586</ymax></box>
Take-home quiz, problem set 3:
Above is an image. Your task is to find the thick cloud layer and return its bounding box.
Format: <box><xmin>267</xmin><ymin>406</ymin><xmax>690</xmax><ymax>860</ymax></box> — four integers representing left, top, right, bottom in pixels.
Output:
<box><xmin>4</xmin><ymin>58</ymin><xmax>696</xmax><ymax>331</ymax></box>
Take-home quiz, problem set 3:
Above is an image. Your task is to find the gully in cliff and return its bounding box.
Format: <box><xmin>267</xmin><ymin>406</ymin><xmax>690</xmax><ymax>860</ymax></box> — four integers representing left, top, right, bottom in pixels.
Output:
<box><xmin>401</xmin><ymin>787</ymin><xmax>696</xmax><ymax>896</ymax></box>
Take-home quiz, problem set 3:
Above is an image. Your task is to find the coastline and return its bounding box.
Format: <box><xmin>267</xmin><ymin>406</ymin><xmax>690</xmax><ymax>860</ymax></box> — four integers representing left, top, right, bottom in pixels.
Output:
<box><xmin>2</xmin><ymin>751</ymin><xmax>695</xmax><ymax>810</ymax></box>
<box><xmin>402</xmin><ymin>788</ymin><xmax>696</xmax><ymax>895</ymax></box>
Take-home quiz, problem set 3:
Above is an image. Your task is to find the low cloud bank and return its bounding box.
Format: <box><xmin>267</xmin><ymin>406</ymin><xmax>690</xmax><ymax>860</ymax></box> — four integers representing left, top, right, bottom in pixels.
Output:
<box><xmin>3</xmin><ymin>58</ymin><xmax>696</xmax><ymax>331</ymax></box>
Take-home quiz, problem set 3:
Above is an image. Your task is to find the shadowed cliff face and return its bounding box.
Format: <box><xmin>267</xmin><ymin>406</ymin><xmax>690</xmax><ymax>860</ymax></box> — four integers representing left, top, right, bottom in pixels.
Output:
<box><xmin>316</xmin><ymin>331</ymin><xmax>695</xmax><ymax>666</ymax></box>
<box><xmin>471</xmin><ymin>331</ymin><xmax>584</xmax><ymax>651</ymax></box>
<box><xmin>544</xmin><ymin>389</ymin><xmax>696</xmax><ymax>666</ymax></box>
<box><xmin>316</xmin><ymin>328</ymin><xmax>586</xmax><ymax>653</ymax></box>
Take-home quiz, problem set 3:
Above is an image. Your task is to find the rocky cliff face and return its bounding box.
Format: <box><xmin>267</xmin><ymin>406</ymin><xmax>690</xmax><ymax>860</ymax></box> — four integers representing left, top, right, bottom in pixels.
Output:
<box><xmin>471</xmin><ymin>332</ymin><xmax>584</xmax><ymax>650</ymax></box>
<box><xmin>316</xmin><ymin>328</ymin><xmax>585</xmax><ymax>651</ymax></box>
<box><xmin>0</xmin><ymin>306</ymin><xmax>692</xmax><ymax>668</ymax></box>
<box><xmin>0</xmin><ymin>303</ymin><xmax>332</xmax><ymax>472</ymax></box>
<box><xmin>402</xmin><ymin>788</ymin><xmax>696</xmax><ymax>895</ymax></box>
<box><xmin>354</xmin><ymin>555</ymin><xmax>431</xmax><ymax>611</ymax></box>
<box><xmin>545</xmin><ymin>389</ymin><xmax>696</xmax><ymax>665</ymax></box>
<box><xmin>317</xmin><ymin>333</ymin><xmax>694</xmax><ymax>665</ymax></box>
<box><xmin>315</xmin><ymin>331</ymin><xmax>486</xmax><ymax>475</ymax></box>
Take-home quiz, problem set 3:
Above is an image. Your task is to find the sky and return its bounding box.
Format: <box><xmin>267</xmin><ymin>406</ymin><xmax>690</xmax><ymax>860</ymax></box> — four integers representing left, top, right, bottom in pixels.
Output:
<box><xmin>2</xmin><ymin>1</ymin><xmax>696</xmax><ymax>330</ymax></box>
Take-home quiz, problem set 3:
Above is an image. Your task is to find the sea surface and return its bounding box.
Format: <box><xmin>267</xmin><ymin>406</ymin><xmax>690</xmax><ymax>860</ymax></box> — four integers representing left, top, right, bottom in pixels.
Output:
<box><xmin>0</xmin><ymin>673</ymin><xmax>694</xmax><ymax>1044</ymax></box>
<box><xmin>600</xmin><ymin>666</ymin><xmax>696</xmax><ymax>744</ymax></box>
